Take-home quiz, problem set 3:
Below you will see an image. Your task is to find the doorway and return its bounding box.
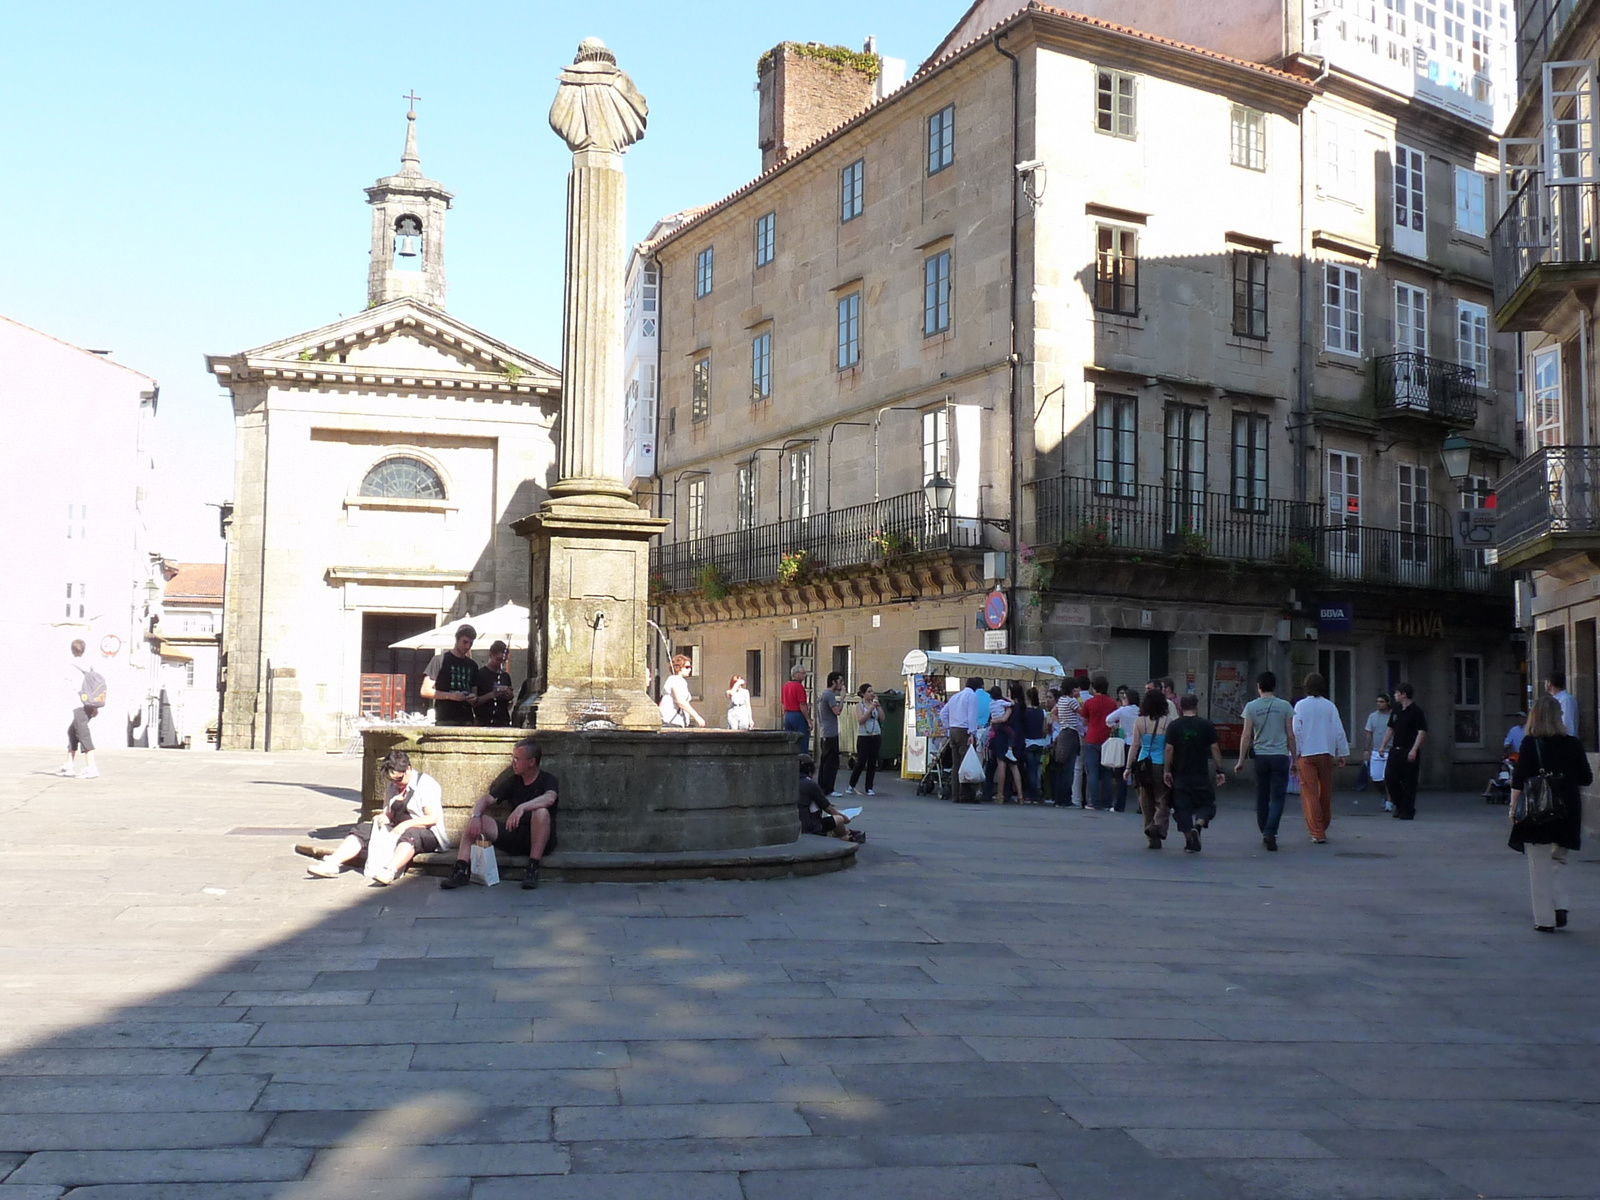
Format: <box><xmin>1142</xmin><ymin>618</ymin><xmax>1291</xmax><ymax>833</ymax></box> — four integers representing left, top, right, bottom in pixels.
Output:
<box><xmin>360</xmin><ymin>612</ymin><xmax>437</xmax><ymax>717</ymax></box>
<box><xmin>1318</xmin><ymin>647</ymin><xmax>1354</xmax><ymax>744</ymax></box>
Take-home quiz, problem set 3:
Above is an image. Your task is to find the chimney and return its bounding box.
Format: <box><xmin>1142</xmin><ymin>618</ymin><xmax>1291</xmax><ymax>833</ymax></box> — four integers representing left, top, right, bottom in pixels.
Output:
<box><xmin>757</xmin><ymin>41</ymin><xmax>881</xmax><ymax>174</ymax></box>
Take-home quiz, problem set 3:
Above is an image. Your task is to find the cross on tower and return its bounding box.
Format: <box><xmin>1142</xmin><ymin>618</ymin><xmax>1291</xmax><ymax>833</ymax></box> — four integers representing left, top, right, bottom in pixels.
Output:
<box><xmin>403</xmin><ymin>91</ymin><xmax>421</xmax><ymax>113</ymax></box>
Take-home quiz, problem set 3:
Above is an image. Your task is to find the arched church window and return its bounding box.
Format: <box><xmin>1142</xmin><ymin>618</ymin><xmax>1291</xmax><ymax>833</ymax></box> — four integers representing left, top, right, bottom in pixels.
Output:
<box><xmin>360</xmin><ymin>456</ymin><xmax>445</xmax><ymax>500</ymax></box>
<box><xmin>393</xmin><ymin>214</ymin><xmax>424</xmax><ymax>270</ymax></box>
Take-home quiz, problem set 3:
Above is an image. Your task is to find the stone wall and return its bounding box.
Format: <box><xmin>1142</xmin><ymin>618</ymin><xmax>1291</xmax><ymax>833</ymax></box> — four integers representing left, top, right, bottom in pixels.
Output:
<box><xmin>758</xmin><ymin>44</ymin><xmax>877</xmax><ymax>173</ymax></box>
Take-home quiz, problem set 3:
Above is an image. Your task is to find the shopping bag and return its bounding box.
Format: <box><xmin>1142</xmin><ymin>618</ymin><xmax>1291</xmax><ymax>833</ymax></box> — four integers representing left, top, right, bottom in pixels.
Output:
<box><xmin>469</xmin><ymin>839</ymin><xmax>500</xmax><ymax>887</ymax></box>
<box><xmin>1368</xmin><ymin>750</ymin><xmax>1388</xmax><ymax>783</ymax></box>
<box><xmin>363</xmin><ymin>825</ymin><xmax>400</xmax><ymax>880</ymax></box>
<box><xmin>1287</xmin><ymin>765</ymin><xmax>1302</xmax><ymax>794</ymax></box>
<box><xmin>958</xmin><ymin>745</ymin><xmax>985</xmax><ymax>783</ymax></box>
<box><xmin>1100</xmin><ymin>737</ymin><xmax>1127</xmax><ymax>770</ymax></box>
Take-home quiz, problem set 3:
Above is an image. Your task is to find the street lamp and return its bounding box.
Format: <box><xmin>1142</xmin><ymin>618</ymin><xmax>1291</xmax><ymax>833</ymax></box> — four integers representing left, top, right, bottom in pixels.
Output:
<box><xmin>923</xmin><ymin>471</ymin><xmax>1011</xmax><ymax>533</ymax></box>
<box><xmin>1439</xmin><ymin>433</ymin><xmax>1473</xmax><ymax>484</ymax></box>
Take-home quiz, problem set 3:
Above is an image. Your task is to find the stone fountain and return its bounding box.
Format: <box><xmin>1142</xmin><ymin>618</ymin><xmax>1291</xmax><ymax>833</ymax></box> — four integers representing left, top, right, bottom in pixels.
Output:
<box><xmin>360</xmin><ymin>40</ymin><xmax>856</xmax><ymax>883</ymax></box>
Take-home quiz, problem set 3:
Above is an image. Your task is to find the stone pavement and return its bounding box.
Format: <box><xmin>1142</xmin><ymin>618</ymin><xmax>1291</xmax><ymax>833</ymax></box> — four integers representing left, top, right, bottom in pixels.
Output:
<box><xmin>1</xmin><ymin>747</ymin><xmax>1598</xmax><ymax>1199</ymax></box>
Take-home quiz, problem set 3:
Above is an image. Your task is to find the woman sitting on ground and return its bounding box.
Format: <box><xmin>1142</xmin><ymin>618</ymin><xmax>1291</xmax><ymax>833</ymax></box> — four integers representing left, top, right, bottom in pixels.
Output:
<box><xmin>307</xmin><ymin>750</ymin><xmax>451</xmax><ymax>885</ymax></box>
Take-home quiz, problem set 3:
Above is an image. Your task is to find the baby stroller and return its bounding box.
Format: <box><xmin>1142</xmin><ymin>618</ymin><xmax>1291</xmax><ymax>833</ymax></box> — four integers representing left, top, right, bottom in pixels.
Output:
<box><xmin>917</xmin><ymin>735</ymin><xmax>953</xmax><ymax>800</ymax></box>
<box><xmin>1483</xmin><ymin>752</ymin><xmax>1517</xmax><ymax>804</ymax></box>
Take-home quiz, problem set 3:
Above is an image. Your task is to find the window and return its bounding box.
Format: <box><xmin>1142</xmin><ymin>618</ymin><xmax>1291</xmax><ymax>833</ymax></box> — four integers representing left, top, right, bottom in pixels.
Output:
<box><xmin>1094</xmin><ymin>393</ymin><xmax>1137</xmax><ymax>498</ymax></box>
<box><xmin>927</xmin><ymin>104</ymin><xmax>955</xmax><ymax>173</ymax></box>
<box><xmin>1164</xmin><ymin>403</ymin><xmax>1208</xmax><ymax>532</ymax></box>
<box><xmin>837</xmin><ymin>292</ymin><xmax>861</xmax><ymax>369</ymax></box>
<box><xmin>1453</xmin><ymin>654</ymin><xmax>1483</xmax><ymax>746</ymax></box>
<box><xmin>1095</xmin><ymin>225</ymin><xmax>1139</xmax><ymax>315</ymax></box>
<box><xmin>686</xmin><ymin>478</ymin><xmax>707</xmax><ymax>541</ymax></box>
<box><xmin>1095</xmin><ymin>69</ymin><xmax>1136</xmax><ymax>138</ymax></box>
<box><xmin>1453</xmin><ymin>166</ymin><xmax>1486</xmax><ymax>235</ymax></box>
<box><xmin>1461</xmin><ymin>472</ymin><xmax>1493</xmax><ymax>569</ymax></box>
<box><xmin>1531</xmin><ymin>346</ymin><xmax>1563</xmax><ymax>446</ymax></box>
<box><xmin>1397</xmin><ymin>462</ymin><xmax>1430</xmax><ymax>567</ymax></box>
<box><xmin>832</xmin><ymin>645</ymin><xmax>853</xmax><ymax>692</ymax></box>
<box><xmin>65</xmin><ymin>503</ymin><xmax>87</xmax><ymax>540</ymax></box>
<box><xmin>65</xmin><ymin>582</ymin><xmax>86</xmax><ymax>620</ymax></box>
<box><xmin>360</xmin><ymin>456</ymin><xmax>445</xmax><ymax>499</ymax></box>
<box><xmin>1543</xmin><ymin>60</ymin><xmax>1600</xmax><ymax>184</ymax></box>
<box><xmin>1323</xmin><ymin>264</ymin><xmax>1361</xmax><ymax>355</ymax></box>
<box><xmin>641</xmin><ymin>267</ymin><xmax>658</xmax><ymax>313</ymax></box>
<box><xmin>737</xmin><ymin>461</ymin><xmax>758</xmax><ymax>529</ymax></box>
<box><xmin>745</xmin><ymin>649</ymin><xmax>763</xmax><ymax>698</ymax></box>
<box><xmin>691</xmin><ymin>356</ymin><xmax>710</xmax><ymax>423</ymax></box>
<box><xmin>1231</xmin><ymin>412</ymin><xmax>1269</xmax><ymax>513</ymax></box>
<box><xmin>1457</xmin><ymin>300</ymin><xmax>1489</xmax><ymax>383</ymax></box>
<box><xmin>924</xmin><ymin>250</ymin><xmax>951</xmax><ymax>335</ymax></box>
<box><xmin>1393</xmin><ymin>144</ymin><xmax>1427</xmax><ymax>254</ymax></box>
<box><xmin>1320</xmin><ymin>117</ymin><xmax>1359</xmax><ymax>198</ymax></box>
<box><xmin>784</xmin><ymin>639</ymin><xmax>815</xmax><ymax>704</ymax></box>
<box><xmin>185</xmin><ymin>661</ymin><xmax>196</xmax><ymax>687</ymax></box>
<box><xmin>1326</xmin><ymin>451</ymin><xmax>1362</xmax><ymax>568</ymax></box>
<box><xmin>695</xmin><ymin>246</ymin><xmax>714</xmax><ymax>297</ymax></box>
<box><xmin>1231</xmin><ymin>251</ymin><xmax>1269</xmax><ymax>339</ymax></box>
<box><xmin>392</xmin><ymin>214</ymin><xmax>423</xmax><ymax>270</ymax></box>
<box><xmin>1394</xmin><ymin>283</ymin><xmax>1429</xmax><ymax>355</ymax></box>
<box><xmin>1230</xmin><ymin>105</ymin><xmax>1266</xmax><ymax>169</ymax></box>
<box><xmin>754</xmin><ymin>212</ymin><xmax>775</xmax><ymax>268</ymax></box>
<box><xmin>788</xmin><ymin>448</ymin><xmax>812</xmax><ymax>519</ymax></box>
<box><xmin>922</xmin><ymin>408</ymin><xmax>949</xmax><ymax>483</ymax></box>
<box><xmin>751</xmin><ymin>331</ymin><xmax>771</xmax><ymax>401</ymax></box>
<box><xmin>840</xmin><ymin>159</ymin><xmax>864</xmax><ymax>223</ymax></box>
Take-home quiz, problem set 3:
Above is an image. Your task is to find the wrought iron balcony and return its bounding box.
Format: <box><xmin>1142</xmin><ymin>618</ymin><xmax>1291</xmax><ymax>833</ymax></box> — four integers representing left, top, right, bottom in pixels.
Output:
<box><xmin>1494</xmin><ymin>445</ymin><xmax>1600</xmax><ymax>572</ymax></box>
<box><xmin>1491</xmin><ymin>173</ymin><xmax>1600</xmax><ymax>330</ymax></box>
<box><xmin>1309</xmin><ymin>524</ymin><xmax>1499</xmax><ymax>593</ymax></box>
<box><xmin>650</xmin><ymin>489</ymin><xmax>984</xmax><ymax>596</ymax></box>
<box><xmin>1373</xmin><ymin>352</ymin><xmax>1478</xmax><ymax>426</ymax></box>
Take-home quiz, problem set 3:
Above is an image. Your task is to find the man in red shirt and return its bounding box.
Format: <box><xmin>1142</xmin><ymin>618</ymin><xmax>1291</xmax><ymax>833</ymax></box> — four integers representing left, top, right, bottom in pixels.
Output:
<box><xmin>780</xmin><ymin>666</ymin><xmax>811</xmax><ymax>751</ymax></box>
<box><xmin>1079</xmin><ymin>674</ymin><xmax>1118</xmax><ymax>811</ymax></box>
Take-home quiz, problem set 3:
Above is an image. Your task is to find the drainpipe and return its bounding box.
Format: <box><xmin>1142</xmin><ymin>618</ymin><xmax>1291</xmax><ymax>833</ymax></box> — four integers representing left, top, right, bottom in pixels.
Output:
<box><xmin>994</xmin><ymin>30</ymin><xmax>1023</xmax><ymax>649</ymax></box>
<box><xmin>1581</xmin><ymin>308</ymin><xmax>1593</xmax><ymax>449</ymax></box>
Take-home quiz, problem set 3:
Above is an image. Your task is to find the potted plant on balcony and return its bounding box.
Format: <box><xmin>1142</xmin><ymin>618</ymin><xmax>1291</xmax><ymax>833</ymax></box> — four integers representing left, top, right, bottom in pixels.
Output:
<box><xmin>647</xmin><ymin>571</ymin><xmax>669</xmax><ymax>606</ymax></box>
<box><xmin>1273</xmin><ymin>538</ymin><xmax>1318</xmax><ymax>573</ymax></box>
<box><xmin>868</xmin><ymin>528</ymin><xmax>913</xmax><ymax>559</ymax></box>
<box><xmin>777</xmin><ymin>549</ymin><xmax>811</xmax><ymax>585</ymax></box>
<box><xmin>1172</xmin><ymin>525</ymin><xmax>1211</xmax><ymax>560</ymax></box>
<box><xmin>694</xmin><ymin>563</ymin><xmax>729</xmax><ymax>601</ymax></box>
<box><xmin>1067</xmin><ymin>518</ymin><xmax>1112</xmax><ymax>554</ymax></box>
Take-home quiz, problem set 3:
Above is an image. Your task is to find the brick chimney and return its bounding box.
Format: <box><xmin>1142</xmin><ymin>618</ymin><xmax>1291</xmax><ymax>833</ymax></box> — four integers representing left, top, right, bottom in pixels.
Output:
<box><xmin>757</xmin><ymin>42</ymin><xmax>880</xmax><ymax>173</ymax></box>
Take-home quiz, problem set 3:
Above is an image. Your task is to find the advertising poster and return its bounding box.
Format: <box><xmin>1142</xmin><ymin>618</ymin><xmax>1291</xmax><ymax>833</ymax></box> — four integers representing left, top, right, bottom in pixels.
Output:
<box><xmin>1210</xmin><ymin>659</ymin><xmax>1250</xmax><ymax>751</ymax></box>
<box><xmin>911</xmin><ymin>674</ymin><xmax>947</xmax><ymax>738</ymax></box>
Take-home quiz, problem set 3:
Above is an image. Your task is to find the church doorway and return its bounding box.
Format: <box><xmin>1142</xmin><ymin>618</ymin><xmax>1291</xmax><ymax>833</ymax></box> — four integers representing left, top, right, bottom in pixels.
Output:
<box><xmin>360</xmin><ymin>612</ymin><xmax>437</xmax><ymax>718</ymax></box>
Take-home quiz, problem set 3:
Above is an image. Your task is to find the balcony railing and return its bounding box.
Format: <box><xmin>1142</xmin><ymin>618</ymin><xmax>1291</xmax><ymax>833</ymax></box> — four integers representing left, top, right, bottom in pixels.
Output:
<box><xmin>1027</xmin><ymin>474</ymin><xmax>1318</xmax><ymax>563</ymax></box>
<box><xmin>1373</xmin><ymin>352</ymin><xmax>1477</xmax><ymax>425</ymax></box>
<box><xmin>1026</xmin><ymin>474</ymin><xmax>1501</xmax><ymax>593</ymax></box>
<box><xmin>1491</xmin><ymin>172</ymin><xmax>1600</xmax><ymax>313</ymax></box>
<box><xmin>650</xmin><ymin>489</ymin><xmax>983</xmax><ymax>594</ymax></box>
<box><xmin>1496</xmin><ymin>444</ymin><xmax>1600</xmax><ymax>553</ymax></box>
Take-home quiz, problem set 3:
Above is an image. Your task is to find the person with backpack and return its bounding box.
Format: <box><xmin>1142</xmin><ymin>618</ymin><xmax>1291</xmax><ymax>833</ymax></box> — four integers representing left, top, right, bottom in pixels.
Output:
<box><xmin>59</xmin><ymin>638</ymin><xmax>104</xmax><ymax>780</ymax></box>
<box><xmin>1508</xmin><ymin>693</ymin><xmax>1592</xmax><ymax>933</ymax></box>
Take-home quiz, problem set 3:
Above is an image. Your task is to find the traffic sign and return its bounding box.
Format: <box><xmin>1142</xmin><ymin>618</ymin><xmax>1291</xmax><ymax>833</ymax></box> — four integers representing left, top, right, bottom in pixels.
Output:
<box><xmin>983</xmin><ymin>589</ymin><xmax>1009</xmax><ymax>630</ymax></box>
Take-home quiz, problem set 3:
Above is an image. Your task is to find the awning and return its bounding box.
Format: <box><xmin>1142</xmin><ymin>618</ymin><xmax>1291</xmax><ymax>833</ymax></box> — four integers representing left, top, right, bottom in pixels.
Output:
<box><xmin>900</xmin><ymin>650</ymin><xmax>1067</xmax><ymax>681</ymax></box>
<box><xmin>389</xmin><ymin>601</ymin><xmax>530</xmax><ymax>651</ymax></box>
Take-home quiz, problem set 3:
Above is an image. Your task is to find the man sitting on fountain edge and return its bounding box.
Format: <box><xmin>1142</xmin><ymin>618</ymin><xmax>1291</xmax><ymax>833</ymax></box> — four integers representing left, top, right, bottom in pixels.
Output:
<box><xmin>440</xmin><ymin>737</ymin><xmax>558</xmax><ymax>892</ymax></box>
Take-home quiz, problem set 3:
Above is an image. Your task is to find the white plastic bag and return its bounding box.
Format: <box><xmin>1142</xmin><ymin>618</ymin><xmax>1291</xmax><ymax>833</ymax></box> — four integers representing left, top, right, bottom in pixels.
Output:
<box><xmin>958</xmin><ymin>745</ymin><xmax>985</xmax><ymax>783</ymax></box>
<box><xmin>1368</xmin><ymin>750</ymin><xmax>1388</xmax><ymax>783</ymax></box>
<box><xmin>363</xmin><ymin>825</ymin><xmax>400</xmax><ymax>880</ymax></box>
<box><xmin>469</xmin><ymin>839</ymin><xmax>500</xmax><ymax>887</ymax></box>
<box><xmin>1100</xmin><ymin>737</ymin><xmax>1128</xmax><ymax>770</ymax></box>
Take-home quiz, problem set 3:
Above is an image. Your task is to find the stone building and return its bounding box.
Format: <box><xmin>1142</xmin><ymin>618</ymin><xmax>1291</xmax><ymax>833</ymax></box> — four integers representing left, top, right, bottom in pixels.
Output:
<box><xmin>1491</xmin><ymin>0</ymin><xmax>1600</xmax><ymax>755</ymax></box>
<box><xmin>150</xmin><ymin>561</ymin><xmax>224</xmax><ymax>748</ymax></box>
<box><xmin>643</xmin><ymin>5</ymin><xmax>1521</xmax><ymax>787</ymax></box>
<box><xmin>208</xmin><ymin>110</ymin><xmax>561</xmax><ymax>751</ymax></box>
<box><xmin>0</xmin><ymin>315</ymin><xmax>161</xmax><ymax>749</ymax></box>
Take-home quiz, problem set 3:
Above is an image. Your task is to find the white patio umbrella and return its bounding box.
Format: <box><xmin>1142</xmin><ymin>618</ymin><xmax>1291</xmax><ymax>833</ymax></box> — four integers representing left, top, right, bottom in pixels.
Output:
<box><xmin>388</xmin><ymin>601</ymin><xmax>531</xmax><ymax>651</ymax></box>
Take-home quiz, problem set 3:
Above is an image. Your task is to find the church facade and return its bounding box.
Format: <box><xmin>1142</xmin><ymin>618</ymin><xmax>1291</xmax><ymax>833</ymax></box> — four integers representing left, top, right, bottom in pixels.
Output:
<box><xmin>208</xmin><ymin>111</ymin><xmax>561</xmax><ymax>751</ymax></box>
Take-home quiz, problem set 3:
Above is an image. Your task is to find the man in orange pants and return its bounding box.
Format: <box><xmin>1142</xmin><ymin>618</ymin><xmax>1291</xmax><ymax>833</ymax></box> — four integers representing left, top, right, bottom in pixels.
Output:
<box><xmin>1292</xmin><ymin>672</ymin><xmax>1349</xmax><ymax>843</ymax></box>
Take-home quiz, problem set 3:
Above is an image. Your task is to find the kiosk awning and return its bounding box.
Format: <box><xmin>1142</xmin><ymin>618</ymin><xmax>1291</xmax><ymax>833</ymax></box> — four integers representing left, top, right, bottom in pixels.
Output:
<box><xmin>900</xmin><ymin>650</ymin><xmax>1067</xmax><ymax>681</ymax></box>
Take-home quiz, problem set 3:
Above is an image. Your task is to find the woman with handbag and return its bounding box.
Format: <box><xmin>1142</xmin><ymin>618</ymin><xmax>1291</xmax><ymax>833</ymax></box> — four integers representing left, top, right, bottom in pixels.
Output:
<box><xmin>1126</xmin><ymin>688</ymin><xmax>1173</xmax><ymax>848</ymax></box>
<box><xmin>1102</xmin><ymin>685</ymin><xmax>1138</xmax><ymax>813</ymax></box>
<box><xmin>1509</xmin><ymin>694</ymin><xmax>1592</xmax><ymax>932</ymax></box>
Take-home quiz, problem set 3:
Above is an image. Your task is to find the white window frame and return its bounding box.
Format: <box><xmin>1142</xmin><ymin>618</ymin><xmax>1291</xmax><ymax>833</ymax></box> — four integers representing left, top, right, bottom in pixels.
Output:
<box><xmin>922</xmin><ymin>408</ymin><xmax>949</xmax><ymax>483</ymax></box>
<box><xmin>686</xmin><ymin>478</ymin><xmax>707</xmax><ymax>541</ymax></box>
<box><xmin>1326</xmin><ymin>450</ymin><xmax>1362</xmax><ymax>574</ymax></box>
<box><xmin>737</xmin><ymin>460</ymin><xmax>759</xmax><ymax>530</ymax></box>
<box><xmin>788</xmin><ymin>448</ymin><xmax>813</xmax><ymax>520</ymax></box>
<box><xmin>924</xmin><ymin>250</ymin><xmax>952</xmax><ymax>336</ymax></box>
<box><xmin>837</xmin><ymin>292</ymin><xmax>861</xmax><ymax>370</ymax></box>
<box><xmin>1319</xmin><ymin>116</ymin><xmax>1360</xmax><ymax>199</ymax></box>
<box><xmin>1094</xmin><ymin>393</ymin><xmax>1137</xmax><ymax>499</ymax></box>
<box><xmin>1531</xmin><ymin>345</ymin><xmax>1564</xmax><ymax>447</ymax></box>
<box><xmin>927</xmin><ymin>104</ymin><xmax>956</xmax><ymax>174</ymax></box>
<box><xmin>694</xmin><ymin>246</ymin><xmax>714</xmax><ymax>298</ymax></box>
<box><xmin>691</xmin><ymin>355</ymin><xmax>710</xmax><ymax>424</ymax></box>
<box><xmin>1543</xmin><ymin>60</ymin><xmax>1600</xmax><ymax>184</ymax></box>
<box><xmin>1393</xmin><ymin>144</ymin><xmax>1427</xmax><ymax>257</ymax></box>
<box><xmin>751</xmin><ymin>330</ymin><xmax>771</xmax><ymax>401</ymax></box>
<box><xmin>1397</xmin><ymin>461</ymin><xmax>1431</xmax><ymax>570</ymax></box>
<box><xmin>1323</xmin><ymin>264</ymin><xmax>1362</xmax><ymax>356</ymax></box>
<box><xmin>1453</xmin><ymin>653</ymin><xmax>1484</xmax><ymax>747</ymax></box>
<box><xmin>1460</xmin><ymin>473</ymin><xmax>1493</xmax><ymax>570</ymax></box>
<box><xmin>1394</xmin><ymin>282</ymin><xmax>1430</xmax><ymax>355</ymax></box>
<box><xmin>1231</xmin><ymin>411</ymin><xmax>1269</xmax><ymax>513</ymax></box>
<box><xmin>1453</xmin><ymin>166</ymin><xmax>1486</xmax><ymax>236</ymax></box>
<box><xmin>840</xmin><ymin>159</ymin><xmax>864</xmax><ymax>223</ymax></box>
<box><xmin>754</xmin><ymin>212</ymin><xmax>775</xmax><ymax>268</ymax></box>
<box><xmin>1230</xmin><ymin>105</ymin><xmax>1266</xmax><ymax>170</ymax></box>
<box><xmin>1095</xmin><ymin>69</ymin><xmax>1137</xmax><ymax>139</ymax></box>
<box><xmin>1456</xmin><ymin>299</ymin><xmax>1489</xmax><ymax>383</ymax></box>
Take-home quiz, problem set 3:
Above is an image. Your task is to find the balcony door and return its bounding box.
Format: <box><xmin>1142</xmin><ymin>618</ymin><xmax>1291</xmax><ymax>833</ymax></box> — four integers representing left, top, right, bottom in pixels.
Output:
<box><xmin>1392</xmin><ymin>283</ymin><xmax>1430</xmax><ymax>411</ymax></box>
<box><xmin>1163</xmin><ymin>403</ymin><xmax>1208</xmax><ymax>537</ymax></box>
<box><xmin>1327</xmin><ymin>451</ymin><xmax>1362</xmax><ymax>577</ymax></box>
<box><xmin>1398</xmin><ymin>462</ymin><xmax>1431</xmax><ymax>582</ymax></box>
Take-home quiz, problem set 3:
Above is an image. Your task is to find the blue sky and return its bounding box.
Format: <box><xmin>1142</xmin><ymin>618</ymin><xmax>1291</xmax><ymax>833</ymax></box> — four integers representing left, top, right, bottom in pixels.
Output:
<box><xmin>1</xmin><ymin>1</ymin><xmax>959</xmax><ymax>562</ymax></box>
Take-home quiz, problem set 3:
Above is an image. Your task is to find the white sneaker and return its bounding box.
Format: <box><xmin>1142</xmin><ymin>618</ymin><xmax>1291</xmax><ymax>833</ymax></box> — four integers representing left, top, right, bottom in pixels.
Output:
<box><xmin>828</xmin><ymin>791</ymin><xmax>843</xmax><ymax>798</ymax></box>
<box><xmin>77</xmin><ymin>768</ymin><xmax>100</xmax><ymax>780</ymax></box>
<box><xmin>306</xmin><ymin>861</ymin><xmax>342</xmax><ymax>878</ymax></box>
<box><xmin>865</xmin><ymin>789</ymin><xmax>876</xmax><ymax>796</ymax></box>
<box><xmin>55</xmin><ymin>764</ymin><xmax>75</xmax><ymax>777</ymax></box>
<box><xmin>1383</xmin><ymin>800</ymin><xmax>1394</xmax><ymax>812</ymax></box>
<box><xmin>846</xmin><ymin>787</ymin><xmax>858</xmax><ymax>795</ymax></box>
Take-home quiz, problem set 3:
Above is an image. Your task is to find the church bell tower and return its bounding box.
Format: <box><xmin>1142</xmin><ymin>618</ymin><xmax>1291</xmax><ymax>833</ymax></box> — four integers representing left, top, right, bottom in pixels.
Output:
<box><xmin>366</xmin><ymin>102</ymin><xmax>453</xmax><ymax>309</ymax></box>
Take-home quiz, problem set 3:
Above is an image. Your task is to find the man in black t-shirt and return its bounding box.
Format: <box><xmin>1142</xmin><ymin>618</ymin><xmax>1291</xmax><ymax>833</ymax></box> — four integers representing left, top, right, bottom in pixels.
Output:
<box><xmin>423</xmin><ymin>625</ymin><xmax>480</xmax><ymax>726</ymax></box>
<box><xmin>1380</xmin><ymin>682</ymin><xmax>1429</xmax><ymax>820</ymax></box>
<box><xmin>473</xmin><ymin>640</ymin><xmax>515</xmax><ymax>727</ymax></box>
<box><xmin>1164</xmin><ymin>695</ymin><xmax>1225</xmax><ymax>853</ymax></box>
<box><xmin>441</xmin><ymin>737</ymin><xmax>558</xmax><ymax>891</ymax></box>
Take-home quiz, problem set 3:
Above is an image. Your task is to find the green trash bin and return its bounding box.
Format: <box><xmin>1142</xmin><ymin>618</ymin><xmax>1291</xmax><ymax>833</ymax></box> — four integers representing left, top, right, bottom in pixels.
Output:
<box><xmin>877</xmin><ymin>688</ymin><xmax>905</xmax><ymax>767</ymax></box>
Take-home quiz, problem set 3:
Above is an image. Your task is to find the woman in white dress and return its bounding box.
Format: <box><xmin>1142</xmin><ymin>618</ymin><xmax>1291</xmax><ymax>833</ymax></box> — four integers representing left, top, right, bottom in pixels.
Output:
<box><xmin>658</xmin><ymin>654</ymin><xmax>707</xmax><ymax>728</ymax></box>
<box><xmin>727</xmin><ymin>674</ymin><xmax>755</xmax><ymax>730</ymax></box>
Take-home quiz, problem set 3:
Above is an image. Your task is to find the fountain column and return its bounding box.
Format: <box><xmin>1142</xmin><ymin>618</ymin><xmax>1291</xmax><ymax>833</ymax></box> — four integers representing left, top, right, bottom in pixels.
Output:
<box><xmin>513</xmin><ymin>38</ymin><xmax>668</xmax><ymax>729</ymax></box>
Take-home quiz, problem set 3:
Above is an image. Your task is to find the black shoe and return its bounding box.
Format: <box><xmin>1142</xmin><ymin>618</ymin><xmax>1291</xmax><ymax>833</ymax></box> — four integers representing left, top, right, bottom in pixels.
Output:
<box><xmin>1184</xmin><ymin>829</ymin><xmax>1202</xmax><ymax>853</ymax></box>
<box><xmin>1264</xmin><ymin>834</ymin><xmax>1278</xmax><ymax>852</ymax></box>
<box><xmin>847</xmin><ymin>829</ymin><xmax>866</xmax><ymax>844</ymax></box>
<box><xmin>1535</xmin><ymin>925</ymin><xmax>1556</xmax><ymax>933</ymax></box>
<box><xmin>439</xmin><ymin>862</ymin><xmax>471</xmax><ymax>890</ymax></box>
<box><xmin>521</xmin><ymin>861</ymin><xmax>540</xmax><ymax>890</ymax></box>
<box><xmin>1556</xmin><ymin>909</ymin><xmax>1569</xmax><ymax>928</ymax></box>
<box><xmin>1146</xmin><ymin>832</ymin><xmax>1161</xmax><ymax>850</ymax></box>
